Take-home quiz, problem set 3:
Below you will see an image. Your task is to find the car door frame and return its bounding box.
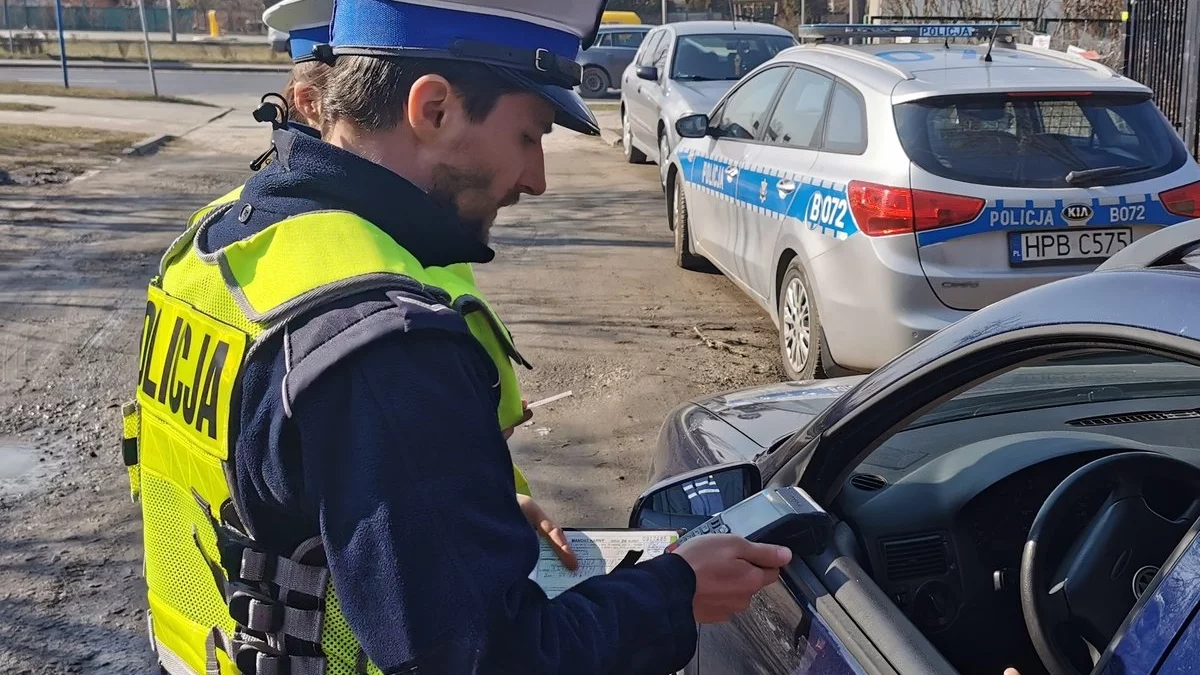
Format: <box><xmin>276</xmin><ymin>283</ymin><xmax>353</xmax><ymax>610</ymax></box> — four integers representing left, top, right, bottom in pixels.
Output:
<box><xmin>688</xmin><ymin>64</ymin><xmax>793</xmax><ymax>278</ymax></box>
<box><xmin>735</xmin><ymin>63</ymin><xmax>841</xmax><ymax>307</ymax></box>
<box><xmin>630</xmin><ymin>27</ymin><xmax>673</xmax><ymax>154</ymax></box>
<box><xmin>623</xmin><ymin>27</ymin><xmax>666</xmax><ymax>155</ymax></box>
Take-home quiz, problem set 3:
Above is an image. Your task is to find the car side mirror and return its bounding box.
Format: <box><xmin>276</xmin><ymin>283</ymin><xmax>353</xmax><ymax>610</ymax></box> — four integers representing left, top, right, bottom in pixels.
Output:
<box><xmin>636</xmin><ymin>65</ymin><xmax>659</xmax><ymax>81</ymax></box>
<box><xmin>628</xmin><ymin>461</ymin><xmax>762</xmax><ymax>531</ymax></box>
<box><xmin>675</xmin><ymin>113</ymin><xmax>711</xmax><ymax>139</ymax></box>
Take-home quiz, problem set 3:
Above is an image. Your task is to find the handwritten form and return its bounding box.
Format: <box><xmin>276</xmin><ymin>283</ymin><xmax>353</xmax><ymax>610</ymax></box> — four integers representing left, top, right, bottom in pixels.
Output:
<box><xmin>530</xmin><ymin>530</ymin><xmax>680</xmax><ymax>598</ymax></box>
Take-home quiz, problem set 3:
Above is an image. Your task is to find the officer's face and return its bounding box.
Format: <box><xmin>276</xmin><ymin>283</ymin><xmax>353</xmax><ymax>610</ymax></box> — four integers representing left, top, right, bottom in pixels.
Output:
<box><xmin>428</xmin><ymin>91</ymin><xmax>553</xmax><ymax>244</ymax></box>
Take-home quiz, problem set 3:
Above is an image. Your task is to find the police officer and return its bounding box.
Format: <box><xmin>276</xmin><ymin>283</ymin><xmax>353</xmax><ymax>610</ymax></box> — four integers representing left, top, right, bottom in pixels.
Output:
<box><xmin>124</xmin><ymin>1</ymin><xmax>791</xmax><ymax>673</ymax></box>
<box><xmin>261</xmin><ymin>0</ymin><xmax>331</xmax><ymax>130</ymax></box>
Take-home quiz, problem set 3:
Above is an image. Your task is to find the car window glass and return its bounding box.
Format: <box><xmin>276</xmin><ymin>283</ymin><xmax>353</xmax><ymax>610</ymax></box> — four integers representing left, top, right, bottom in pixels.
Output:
<box><xmin>823</xmin><ymin>83</ymin><xmax>867</xmax><ymax>154</ymax></box>
<box><xmin>595</xmin><ymin>32</ymin><xmax>612</xmax><ymax>47</ymax></box>
<box><xmin>670</xmin><ymin>33</ymin><xmax>797</xmax><ymax>81</ymax></box>
<box><xmin>612</xmin><ymin>31</ymin><xmax>645</xmax><ymax>48</ymax></box>
<box><xmin>1037</xmin><ymin>99</ymin><xmax>1097</xmax><ymax>139</ymax></box>
<box><xmin>714</xmin><ymin>66</ymin><xmax>789</xmax><ymax>140</ymax></box>
<box><xmin>764</xmin><ymin>68</ymin><xmax>833</xmax><ymax>149</ymax></box>
<box><xmin>906</xmin><ymin>350</ymin><xmax>1200</xmax><ymax>428</ymax></box>
<box><xmin>894</xmin><ymin>93</ymin><xmax>1188</xmax><ymax>188</ymax></box>
<box><xmin>651</xmin><ymin>33</ymin><xmax>672</xmax><ymax>67</ymax></box>
<box><xmin>636</xmin><ymin>32</ymin><xmax>663</xmax><ymax>67</ymax></box>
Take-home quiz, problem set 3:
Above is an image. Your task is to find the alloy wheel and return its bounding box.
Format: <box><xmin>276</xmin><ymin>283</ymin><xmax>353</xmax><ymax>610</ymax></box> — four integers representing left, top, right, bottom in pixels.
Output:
<box><xmin>782</xmin><ymin>276</ymin><xmax>811</xmax><ymax>374</ymax></box>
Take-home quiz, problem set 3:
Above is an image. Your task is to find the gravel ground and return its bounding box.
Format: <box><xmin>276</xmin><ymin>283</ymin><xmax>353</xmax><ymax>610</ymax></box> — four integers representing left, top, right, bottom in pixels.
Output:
<box><xmin>0</xmin><ymin>123</ymin><xmax>783</xmax><ymax>673</ymax></box>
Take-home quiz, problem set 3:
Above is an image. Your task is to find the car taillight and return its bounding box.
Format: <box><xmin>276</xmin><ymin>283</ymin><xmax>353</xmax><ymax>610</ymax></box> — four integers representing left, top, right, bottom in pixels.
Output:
<box><xmin>1160</xmin><ymin>180</ymin><xmax>1200</xmax><ymax>217</ymax></box>
<box><xmin>848</xmin><ymin>181</ymin><xmax>985</xmax><ymax>237</ymax></box>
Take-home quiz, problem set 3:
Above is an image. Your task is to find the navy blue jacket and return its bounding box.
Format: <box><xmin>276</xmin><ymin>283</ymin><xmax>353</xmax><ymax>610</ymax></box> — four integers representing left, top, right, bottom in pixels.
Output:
<box><xmin>201</xmin><ymin>129</ymin><xmax>698</xmax><ymax>674</ymax></box>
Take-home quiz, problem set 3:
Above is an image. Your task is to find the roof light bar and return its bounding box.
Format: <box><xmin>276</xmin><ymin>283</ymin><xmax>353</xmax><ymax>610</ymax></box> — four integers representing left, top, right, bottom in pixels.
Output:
<box><xmin>797</xmin><ymin>23</ymin><xmax>1021</xmax><ymax>41</ymax></box>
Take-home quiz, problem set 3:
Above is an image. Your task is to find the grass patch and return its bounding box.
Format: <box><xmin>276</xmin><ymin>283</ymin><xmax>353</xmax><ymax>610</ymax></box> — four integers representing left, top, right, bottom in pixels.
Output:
<box><xmin>0</xmin><ymin>81</ymin><xmax>214</xmax><ymax>107</ymax></box>
<box><xmin>0</xmin><ymin>102</ymin><xmax>52</xmax><ymax>112</ymax></box>
<box><xmin>0</xmin><ymin>124</ymin><xmax>144</xmax><ymax>186</ymax></box>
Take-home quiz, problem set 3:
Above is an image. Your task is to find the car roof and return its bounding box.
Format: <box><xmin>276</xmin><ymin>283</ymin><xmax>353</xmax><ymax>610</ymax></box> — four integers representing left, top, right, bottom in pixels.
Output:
<box><xmin>773</xmin><ymin>42</ymin><xmax>1151</xmax><ymax>100</ymax></box>
<box><xmin>664</xmin><ymin>20</ymin><xmax>795</xmax><ymax>37</ymax></box>
<box><xmin>598</xmin><ymin>23</ymin><xmax>652</xmax><ymax>30</ymax></box>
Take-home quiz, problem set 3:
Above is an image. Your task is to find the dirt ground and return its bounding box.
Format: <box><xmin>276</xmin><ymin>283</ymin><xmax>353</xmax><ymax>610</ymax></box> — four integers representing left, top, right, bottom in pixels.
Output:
<box><xmin>0</xmin><ymin>124</ymin><xmax>144</xmax><ymax>187</ymax></box>
<box><xmin>0</xmin><ymin>122</ymin><xmax>782</xmax><ymax>673</ymax></box>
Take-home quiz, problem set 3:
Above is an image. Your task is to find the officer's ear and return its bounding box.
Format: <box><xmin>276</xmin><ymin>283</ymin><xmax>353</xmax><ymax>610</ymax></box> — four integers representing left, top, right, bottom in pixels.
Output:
<box><xmin>407</xmin><ymin>74</ymin><xmax>458</xmax><ymax>141</ymax></box>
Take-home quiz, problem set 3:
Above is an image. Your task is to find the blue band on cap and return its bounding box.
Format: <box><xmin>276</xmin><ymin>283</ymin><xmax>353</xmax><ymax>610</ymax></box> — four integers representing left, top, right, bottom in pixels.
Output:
<box><xmin>289</xmin><ymin>24</ymin><xmax>330</xmax><ymax>62</ymax></box>
<box><xmin>330</xmin><ymin>0</ymin><xmax>578</xmax><ymax>62</ymax></box>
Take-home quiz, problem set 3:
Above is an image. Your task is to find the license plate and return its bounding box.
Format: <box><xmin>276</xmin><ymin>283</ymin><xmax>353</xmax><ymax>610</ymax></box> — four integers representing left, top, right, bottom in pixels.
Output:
<box><xmin>1009</xmin><ymin>228</ymin><xmax>1133</xmax><ymax>265</ymax></box>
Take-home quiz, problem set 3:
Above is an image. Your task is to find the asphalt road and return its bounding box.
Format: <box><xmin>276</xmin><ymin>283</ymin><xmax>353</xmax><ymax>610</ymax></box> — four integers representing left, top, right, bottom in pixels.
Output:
<box><xmin>0</xmin><ymin>66</ymin><xmax>287</xmax><ymax>107</ymax></box>
<box><xmin>0</xmin><ymin>104</ymin><xmax>782</xmax><ymax>672</ymax></box>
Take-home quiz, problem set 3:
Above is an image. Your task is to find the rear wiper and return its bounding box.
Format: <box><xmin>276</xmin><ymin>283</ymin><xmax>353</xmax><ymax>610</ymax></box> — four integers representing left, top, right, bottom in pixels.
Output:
<box><xmin>1066</xmin><ymin>164</ymin><xmax>1151</xmax><ymax>186</ymax></box>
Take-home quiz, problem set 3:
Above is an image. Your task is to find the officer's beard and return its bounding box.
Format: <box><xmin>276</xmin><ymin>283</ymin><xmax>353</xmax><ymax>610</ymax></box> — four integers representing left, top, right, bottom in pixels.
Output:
<box><xmin>429</xmin><ymin>162</ymin><xmax>520</xmax><ymax>246</ymax></box>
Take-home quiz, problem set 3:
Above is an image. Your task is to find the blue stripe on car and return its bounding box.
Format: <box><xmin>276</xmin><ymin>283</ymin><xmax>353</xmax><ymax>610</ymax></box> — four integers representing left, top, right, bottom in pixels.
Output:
<box><xmin>676</xmin><ymin>150</ymin><xmax>1188</xmax><ymax>246</ymax></box>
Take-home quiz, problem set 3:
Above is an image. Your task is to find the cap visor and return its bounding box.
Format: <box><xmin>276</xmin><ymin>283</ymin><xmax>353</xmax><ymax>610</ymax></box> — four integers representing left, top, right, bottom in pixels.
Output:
<box><xmin>491</xmin><ymin>66</ymin><xmax>600</xmax><ymax>136</ymax></box>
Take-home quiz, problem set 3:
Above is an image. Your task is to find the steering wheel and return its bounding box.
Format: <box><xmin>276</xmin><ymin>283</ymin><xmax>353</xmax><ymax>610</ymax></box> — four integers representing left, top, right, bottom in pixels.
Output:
<box><xmin>1020</xmin><ymin>451</ymin><xmax>1200</xmax><ymax>675</ymax></box>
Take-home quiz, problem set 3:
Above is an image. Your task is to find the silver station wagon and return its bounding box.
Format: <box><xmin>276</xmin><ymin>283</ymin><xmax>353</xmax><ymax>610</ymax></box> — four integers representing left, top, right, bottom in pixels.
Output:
<box><xmin>664</xmin><ymin>23</ymin><xmax>1200</xmax><ymax>380</ymax></box>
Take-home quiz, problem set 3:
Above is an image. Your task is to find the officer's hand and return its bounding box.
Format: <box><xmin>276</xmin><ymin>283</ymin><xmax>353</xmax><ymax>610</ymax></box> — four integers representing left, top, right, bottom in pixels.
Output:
<box><xmin>502</xmin><ymin>399</ymin><xmax>534</xmax><ymax>440</ymax></box>
<box><xmin>674</xmin><ymin>534</ymin><xmax>791</xmax><ymax>624</ymax></box>
<box><xmin>518</xmin><ymin>494</ymin><xmax>578</xmax><ymax>571</ymax></box>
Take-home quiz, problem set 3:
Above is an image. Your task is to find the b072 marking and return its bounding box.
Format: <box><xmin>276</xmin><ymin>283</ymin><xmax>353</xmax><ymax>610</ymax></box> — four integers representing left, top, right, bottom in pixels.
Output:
<box><xmin>807</xmin><ymin>191</ymin><xmax>849</xmax><ymax>231</ymax></box>
<box><xmin>1110</xmin><ymin>204</ymin><xmax>1146</xmax><ymax>223</ymax></box>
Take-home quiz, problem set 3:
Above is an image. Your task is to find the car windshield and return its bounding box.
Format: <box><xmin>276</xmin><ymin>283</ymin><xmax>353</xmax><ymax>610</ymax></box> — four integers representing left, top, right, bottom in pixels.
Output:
<box><xmin>670</xmin><ymin>33</ymin><xmax>796</xmax><ymax>81</ymax></box>
<box><xmin>909</xmin><ymin>351</ymin><xmax>1200</xmax><ymax>428</ymax></box>
<box><xmin>893</xmin><ymin>92</ymin><xmax>1188</xmax><ymax>188</ymax></box>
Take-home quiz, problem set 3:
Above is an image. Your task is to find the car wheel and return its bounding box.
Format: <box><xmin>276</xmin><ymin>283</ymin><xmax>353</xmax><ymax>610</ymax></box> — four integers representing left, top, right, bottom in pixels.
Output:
<box><xmin>579</xmin><ymin>67</ymin><xmax>610</xmax><ymax>99</ymax></box>
<box><xmin>623</xmin><ymin>109</ymin><xmax>647</xmax><ymax>164</ymax></box>
<box><xmin>672</xmin><ymin>177</ymin><xmax>705</xmax><ymax>271</ymax></box>
<box><xmin>778</xmin><ymin>260</ymin><xmax>828</xmax><ymax>380</ymax></box>
<box><xmin>658</xmin><ymin>132</ymin><xmax>671</xmax><ymax>192</ymax></box>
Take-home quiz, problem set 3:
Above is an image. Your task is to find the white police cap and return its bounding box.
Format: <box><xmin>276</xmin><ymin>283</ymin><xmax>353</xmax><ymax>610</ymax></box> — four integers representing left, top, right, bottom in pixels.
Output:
<box><xmin>263</xmin><ymin>0</ymin><xmax>333</xmax><ymax>63</ymax></box>
<box><xmin>327</xmin><ymin>0</ymin><xmax>607</xmax><ymax>135</ymax></box>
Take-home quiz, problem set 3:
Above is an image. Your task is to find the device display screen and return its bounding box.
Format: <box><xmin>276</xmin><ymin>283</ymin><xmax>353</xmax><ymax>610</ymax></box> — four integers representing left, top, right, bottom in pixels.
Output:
<box><xmin>720</xmin><ymin>494</ymin><xmax>786</xmax><ymax>535</ymax></box>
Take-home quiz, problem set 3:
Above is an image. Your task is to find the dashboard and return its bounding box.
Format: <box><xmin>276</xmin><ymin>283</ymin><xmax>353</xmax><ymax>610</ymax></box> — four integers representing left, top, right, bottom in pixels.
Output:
<box><xmin>831</xmin><ymin>394</ymin><xmax>1200</xmax><ymax>675</ymax></box>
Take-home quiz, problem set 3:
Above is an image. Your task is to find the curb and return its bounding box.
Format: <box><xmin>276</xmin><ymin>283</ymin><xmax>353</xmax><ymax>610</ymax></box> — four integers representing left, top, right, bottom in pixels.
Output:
<box><xmin>121</xmin><ymin>105</ymin><xmax>233</xmax><ymax>156</ymax></box>
<box><xmin>123</xmin><ymin>133</ymin><xmax>175</xmax><ymax>157</ymax></box>
<box><xmin>179</xmin><ymin>106</ymin><xmax>235</xmax><ymax>137</ymax></box>
<box><xmin>599</xmin><ymin>128</ymin><xmax>622</xmax><ymax>148</ymax></box>
<box><xmin>0</xmin><ymin>59</ymin><xmax>291</xmax><ymax>73</ymax></box>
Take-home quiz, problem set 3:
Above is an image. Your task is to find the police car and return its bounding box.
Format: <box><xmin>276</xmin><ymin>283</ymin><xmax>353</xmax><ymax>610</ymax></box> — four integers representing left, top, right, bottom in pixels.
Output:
<box><xmin>662</xmin><ymin>23</ymin><xmax>1200</xmax><ymax>381</ymax></box>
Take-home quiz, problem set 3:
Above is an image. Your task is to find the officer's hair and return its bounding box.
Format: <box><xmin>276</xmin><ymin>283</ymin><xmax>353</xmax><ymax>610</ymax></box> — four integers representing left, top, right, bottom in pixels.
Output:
<box><xmin>283</xmin><ymin>61</ymin><xmax>330</xmax><ymax>123</ymax></box>
<box><xmin>320</xmin><ymin>55</ymin><xmax>525</xmax><ymax>132</ymax></box>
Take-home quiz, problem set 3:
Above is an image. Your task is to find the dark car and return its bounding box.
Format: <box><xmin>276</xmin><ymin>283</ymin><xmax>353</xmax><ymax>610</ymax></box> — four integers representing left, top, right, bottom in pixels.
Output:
<box><xmin>577</xmin><ymin>24</ymin><xmax>652</xmax><ymax>98</ymax></box>
<box><xmin>630</xmin><ymin>222</ymin><xmax>1200</xmax><ymax>675</ymax></box>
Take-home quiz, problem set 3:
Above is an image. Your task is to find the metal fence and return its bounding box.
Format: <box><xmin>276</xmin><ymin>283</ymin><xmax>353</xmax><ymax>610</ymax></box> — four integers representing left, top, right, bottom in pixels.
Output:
<box><xmin>0</xmin><ymin>5</ymin><xmax>197</xmax><ymax>32</ymax></box>
<box><xmin>1124</xmin><ymin>0</ymin><xmax>1200</xmax><ymax>156</ymax></box>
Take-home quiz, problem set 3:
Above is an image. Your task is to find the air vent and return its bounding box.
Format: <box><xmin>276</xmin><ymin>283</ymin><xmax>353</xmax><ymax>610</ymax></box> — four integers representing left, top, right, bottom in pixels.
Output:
<box><xmin>882</xmin><ymin>534</ymin><xmax>949</xmax><ymax>582</ymax></box>
<box><xmin>1067</xmin><ymin>408</ymin><xmax>1200</xmax><ymax>427</ymax></box>
<box><xmin>849</xmin><ymin>473</ymin><xmax>888</xmax><ymax>491</ymax></box>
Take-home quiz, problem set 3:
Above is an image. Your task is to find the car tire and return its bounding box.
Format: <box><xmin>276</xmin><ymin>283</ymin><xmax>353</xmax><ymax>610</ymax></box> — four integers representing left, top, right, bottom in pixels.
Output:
<box><xmin>623</xmin><ymin>108</ymin><xmax>647</xmax><ymax>164</ymax></box>
<box><xmin>672</xmin><ymin>177</ymin><xmax>705</xmax><ymax>271</ymax></box>
<box><xmin>777</xmin><ymin>260</ymin><xmax>829</xmax><ymax>381</ymax></box>
<box><xmin>579</xmin><ymin>67</ymin><xmax>610</xmax><ymax>99</ymax></box>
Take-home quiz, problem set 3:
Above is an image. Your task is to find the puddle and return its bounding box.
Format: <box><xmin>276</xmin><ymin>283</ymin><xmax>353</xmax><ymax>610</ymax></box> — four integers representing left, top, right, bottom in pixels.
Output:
<box><xmin>0</xmin><ymin>441</ymin><xmax>51</xmax><ymax>497</ymax></box>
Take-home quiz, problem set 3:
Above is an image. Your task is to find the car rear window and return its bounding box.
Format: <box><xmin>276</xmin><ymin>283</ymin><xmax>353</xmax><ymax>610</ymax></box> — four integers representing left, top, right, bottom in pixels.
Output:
<box><xmin>893</xmin><ymin>92</ymin><xmax>1188</xmax><ymax>188</ymax></box>
<box><xmin>671</xmin><ymin>33</ymin><xmax>797</xmax><ymax>81</ymax></box>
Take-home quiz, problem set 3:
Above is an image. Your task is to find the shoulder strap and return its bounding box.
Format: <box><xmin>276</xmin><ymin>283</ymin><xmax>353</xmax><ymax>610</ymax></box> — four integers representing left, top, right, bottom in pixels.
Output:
<box><xmin>279</xmin><ymin>288</ymin><xmax>477</xmax><ymax>417</ymax></box>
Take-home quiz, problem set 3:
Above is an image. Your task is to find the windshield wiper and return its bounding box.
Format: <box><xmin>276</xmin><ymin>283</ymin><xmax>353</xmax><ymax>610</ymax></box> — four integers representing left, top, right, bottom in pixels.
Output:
<box><xmin>1066</xmin><ymin>164</ymin><xmax>1152</xmax><ymax>186</ymax></box>
<box><xmin>673</xmin><ymin>75</ymin><xmax>715</xmax><ymax>81</ymax></box>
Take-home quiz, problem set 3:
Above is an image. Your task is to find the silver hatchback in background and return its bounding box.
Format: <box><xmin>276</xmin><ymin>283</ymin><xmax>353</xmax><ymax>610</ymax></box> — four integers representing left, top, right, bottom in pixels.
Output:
<box><xmin>665</xmin><ymin>24</ymin><xmax>1200</xmax><ymax>380</ymax></box>
<box><xmin>619</xmin><ymin>20</ymin><xmax>797</xmax><ymax>190</ymax></box>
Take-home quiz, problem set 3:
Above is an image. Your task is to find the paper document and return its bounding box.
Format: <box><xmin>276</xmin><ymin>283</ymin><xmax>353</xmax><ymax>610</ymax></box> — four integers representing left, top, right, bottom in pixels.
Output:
<box><xmin>530</xmin><ymin>529</ymin><xmax>680</xmax><ymax>598</ymax></box>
